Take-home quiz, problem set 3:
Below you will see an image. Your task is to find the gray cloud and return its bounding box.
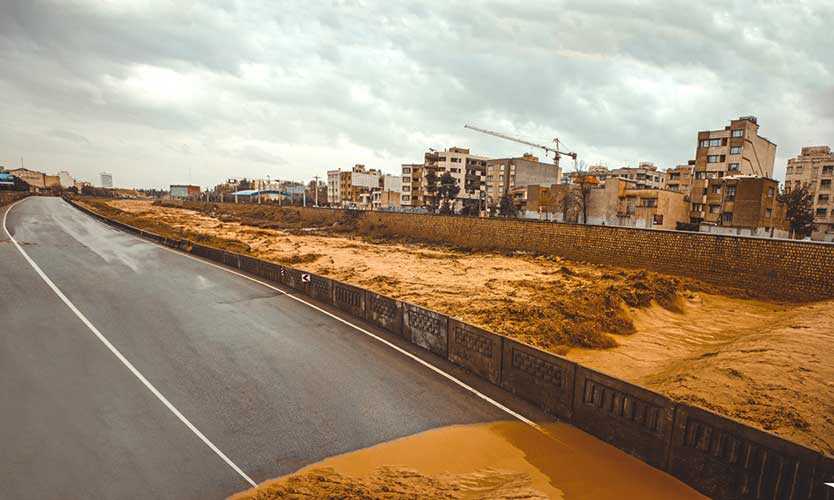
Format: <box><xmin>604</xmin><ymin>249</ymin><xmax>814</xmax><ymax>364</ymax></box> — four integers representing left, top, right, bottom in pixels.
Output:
<box><xmin>1</xmin><ymin>0</ymin><xmax>832</xmax><ymax>188</ymax></box>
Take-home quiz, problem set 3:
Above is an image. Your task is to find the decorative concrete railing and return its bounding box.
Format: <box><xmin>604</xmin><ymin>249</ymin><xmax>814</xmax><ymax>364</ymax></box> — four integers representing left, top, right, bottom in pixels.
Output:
<box><xmin>66</xmin><ymin>196</ymin><xmax>834</xmax><ymax>500</ymax></box>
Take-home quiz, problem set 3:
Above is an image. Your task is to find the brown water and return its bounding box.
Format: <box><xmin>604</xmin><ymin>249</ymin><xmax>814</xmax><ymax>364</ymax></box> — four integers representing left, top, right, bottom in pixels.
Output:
<box><xmin>232</xmin><ymin>421</ymin><xmax>705</xmax><ymax>499</ymax></box>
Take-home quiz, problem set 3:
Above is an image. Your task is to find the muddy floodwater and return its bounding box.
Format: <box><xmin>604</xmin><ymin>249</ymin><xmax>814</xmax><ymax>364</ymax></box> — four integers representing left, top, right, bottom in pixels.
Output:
<box><xmin>232</xmin><ymin>421</ymin><xmax>705</xmax><ymax>499</ymax></box>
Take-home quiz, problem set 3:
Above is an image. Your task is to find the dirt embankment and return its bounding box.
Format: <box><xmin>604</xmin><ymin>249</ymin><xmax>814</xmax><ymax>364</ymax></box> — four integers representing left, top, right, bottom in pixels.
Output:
<box><xmin>81</xmin><ymin>199</ymin><xmax>834</xmax><ymax>457</ymax></box>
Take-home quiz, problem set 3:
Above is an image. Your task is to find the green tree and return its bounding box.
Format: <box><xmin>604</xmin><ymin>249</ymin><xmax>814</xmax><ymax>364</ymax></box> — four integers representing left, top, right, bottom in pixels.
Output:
<box><xmin>424</xmin><ymin>168</ymin><xmax>439</xmax><ymax>212</ymax></box>
<box><xmin>779</xmin><ymin>184</ymin><xmax>815</xmax><ymax>239</ymax></box>
<box><xmin>437</xmin><ymin>172</ymin><xmax>460</xmax><ymax>214</ymax></box>
<box><xmin>498</xmin><ymin>194</ymin><xmax>517</xmax><ymax>217</ymax></box>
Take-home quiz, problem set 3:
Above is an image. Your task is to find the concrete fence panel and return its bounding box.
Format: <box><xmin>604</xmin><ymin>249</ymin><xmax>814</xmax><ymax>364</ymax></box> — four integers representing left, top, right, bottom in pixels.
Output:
<box><xmin>500</xmin><ymin>339</ymin><xmax>576</xmax><ymax>420</ymax></box>
<box><xmin>364</xmin><ymin>292</ymin><xmax>404</xmax><ymax>336</ymax></box>
<box><xmin>238</xmin><ymin>254</ymin><xmax>261</xmax><ymax>275</ymax></box>
<box><xmin>190</xmin><ymin>243</ymin><xmax>224</xmax><ymax>263</ymax></box>
<box><xmin>447</xmin><ymin>319</ymin><xmax>503</xmax><ymax>385</ymax></box>
<box><xmin>572</xmin><ymin>366</ymin><xmax>675</xmax><ymax>469</ymax></box>
<box><xmin>258</xmin><ymin>261</ymin><xmax>283</xmax><ymax>284</ymax></box>
<box><xmin>668</xmin><ymin>404</ymin><xmax>834</xmax><ymax>500</ymax></box>
<box><xmin>332</xmin><ymin>281</ymin><xmax>365</xmax><ymax>317</ymax></box>
<box><xmin>280</xmin><ymin>267</ymin><xmax>305</xmax><ymax>291</ymax></box>
<box><xmin>305</xmin><ymin>273</ymin><xmax>333</xmax><ymax>303</ymax></box>
<box><xmin>222</xmin><ymin>251</ymin><xmax>241</xmax><ymax>269</ymax></box>
<box><xmin>403</xmin><ymin>304</ymin><xmax>449</xmax><ymax>357</ymax></box>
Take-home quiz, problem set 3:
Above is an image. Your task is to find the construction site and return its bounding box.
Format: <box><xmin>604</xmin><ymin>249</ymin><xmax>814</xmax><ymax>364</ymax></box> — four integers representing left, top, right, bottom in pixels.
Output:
<box><xmin>79</xmin><ymin>197</ymin><xmax>834</xmax><ymax>458</ymax></box>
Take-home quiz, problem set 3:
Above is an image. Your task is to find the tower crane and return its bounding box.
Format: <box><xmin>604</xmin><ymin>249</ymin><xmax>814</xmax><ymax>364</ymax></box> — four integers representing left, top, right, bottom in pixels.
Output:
<box><xmin>463</xmin><ymin>124</ymin><xmax>577</xmax><ymax>165</ymax></box>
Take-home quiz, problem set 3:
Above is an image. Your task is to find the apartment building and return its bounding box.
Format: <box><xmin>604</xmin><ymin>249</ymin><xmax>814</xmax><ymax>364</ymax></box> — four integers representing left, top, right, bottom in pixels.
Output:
<box><xmin>785</xmin><ymin>145</ymin><xmax>834</xmax><ymax>240</ymax></box>
<box><xmin>522</xmin><ymin>178</ymin><xmax>689</xmax><ymax>229</ymax></box>
<box><xmin>485</xmin><ymin>153</ymin><xmax>560</xmax><ymax>207</ymax></box>
<box><xmin>400</xmin><ymin>162</ymin><xmax>423</xmax><ymax>207</ymax></box>
<box><xmin>663</xmin><ymin>163</ymin><xmax>694</xmax><ymax>194</ymax></box>
<box><xmin>58</xmin><ymin>170</ymin><xmax>75</xmax><ymax>189</ymax></box>
<box><xmin>689</xmin><ymin>116</ymin><xmax>776</xmax><ymax>223</ymax></box>
<box><xmin>328</xmin><ymin>164</ymin><xmax>381</xmax><ymax>207</ymax></box>
<box><xmin>100</xmin><ymin>172</ymin><xmax>113</xmax><ymax>188</ymax></box>
<box><xmin>401</xmin><ymin>147</ymin><xmax>489</xmax><ymax>210</ymax></box>
<box><xmin>700</xmin><ymin>176</ymin><xmax>786</xmax><ymax>238</ymax></box>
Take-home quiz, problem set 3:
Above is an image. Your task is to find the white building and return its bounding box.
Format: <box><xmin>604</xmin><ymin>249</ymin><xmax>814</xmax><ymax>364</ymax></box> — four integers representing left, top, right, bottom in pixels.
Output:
<box><xmin>99</xmin><ymin>172</ymin><xmax>113</xmax><ymax>188</ymax></box>
<box><xmin>57</xmin><ymin>170</ymin><xmax>74</xmax><ymax>189</ymax></box>
<box><xmin>327</xmin><ymin>170</ymin><xmax>341</xmax><ymax>206</ymax></box>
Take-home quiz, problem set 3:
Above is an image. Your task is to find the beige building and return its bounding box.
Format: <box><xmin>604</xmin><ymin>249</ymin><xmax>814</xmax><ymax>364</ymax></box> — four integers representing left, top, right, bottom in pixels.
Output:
<box><xmin>591</xmin><ymin>163</ymin><xmax>664</xmax><ymax>189</ymax></box>
<box><xmin>785</xmin><ymin>146</ymin><xmax>834</xmax><ymax>240</ymax></box>
<box><xmin>7</xmin><ymin>168</ymin><xmax>47</xmax><ymax>191</ymax></box>
<box><xmin>699</xmin><ymin>176</ymin><xmax>786</xmax><ymax>238</ymax></box>
<box><xmin>401</xmin><ymin>147</ymin><xmax>489</xmax><ymax>210</ymax></box>
<box><xmin>328</xmin><ymin>164</ymin><xmax>381</xmax><ymax>207</ymax></box>
<box><xmin>522</xmin><ymin>178</ymin><xmax>689</xmax><ymax>229</ymax></box>
<box><xmin>663</xmin><ymin>163</ymin><xmax>694</xmax><ymax>194</ymax></box>
<box><xmin>485</xmin><ymin>153</ymin><xmax>560</xmax><ymax>208</ymax></box>
<box><xmin>690</xmin><ymin>116</ymin><xmax>776</xmax><ymax>223</ymax></box>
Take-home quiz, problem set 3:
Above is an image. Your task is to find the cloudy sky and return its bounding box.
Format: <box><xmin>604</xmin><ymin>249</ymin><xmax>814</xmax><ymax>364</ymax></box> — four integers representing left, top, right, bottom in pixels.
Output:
<box><xmin>1</xmin><ymin>0</ymin><xmax>832</xmax><ymax>188</ymax></box>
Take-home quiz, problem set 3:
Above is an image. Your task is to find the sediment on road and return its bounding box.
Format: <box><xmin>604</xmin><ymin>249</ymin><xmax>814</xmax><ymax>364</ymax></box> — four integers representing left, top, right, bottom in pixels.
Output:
<box><xmin>77</xmin><ymin>198</ymin><xmax>834</xmax><ymax>457</ymax></box>
<box><xmin>230</xmin><ymin>422</ymin><xmax>705</xmax><ymax>500</ymax></box>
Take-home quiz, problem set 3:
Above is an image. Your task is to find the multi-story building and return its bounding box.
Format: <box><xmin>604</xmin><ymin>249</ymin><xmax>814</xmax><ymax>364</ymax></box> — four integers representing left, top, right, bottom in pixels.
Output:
<box><xmin>400</xmin><ymin>162</ymin><xmax>424</xmax><ymax>208</ymax></box>
<box><xmin>100</xmin><ymin>172</ymin><xmax>113</xmax><ymax>188</ymax></box>
<box><xmin>578</xmin><ymin>163</ymin><xmax>663</xmax><ymax>189</ymax></box>
<box><xmin>327</xmin><ymin>170</ymin><xmax>341</xmax><ymax>206</ymax></box>
<box><xmin>689</xmin><ymin>116</ymin><xmax>776</xmax><ymax>223</ymax></box>
<box><xmin>485</xmin><ymin>153</ymin><xmax>560</xmax><ymax>208</ymax></box>
<box><xmin>663</xmin><ymin>163</ymin><xmax>694</xmax><ymax>194</ymax></box>
<box><xmin>785</xmin><ymin>145</ymin><xmax>834</xmax><ymax>240</ymax></box>
<box><xmin>401</xmin><ymin>147</ymin><xmax>489</xmax><ymax>210</ymax></box>
<box><xmin>329</xmin><ymin>164</ymin><xmax>381</xmax><ymax>207</ymax></box>
<box><xmin>699</xmin><ymin>176</ymin><xmax>786</xmax><ymax>238</ymax></box>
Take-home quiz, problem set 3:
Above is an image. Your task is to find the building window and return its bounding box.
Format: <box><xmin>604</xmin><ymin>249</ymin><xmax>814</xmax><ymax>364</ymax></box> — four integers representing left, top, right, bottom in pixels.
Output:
<box><xmin>823</xmin><ymin>166</ymin><xmax>834</xmax><ymax>175</ymax></box>
<box><xmin>709</xmin><ymin>204</ymin><xmax>721</xmax><ymax>214</ymax></box>
<box><xmin>731</xmin><ymin>129</ymin><xmax>743</xmax><ymax>138</ymax></box>
<box><xmin>694</xmin><ymin>171</ymin><xmax>707</xmax><ymax>179</ymax></box>
<box><xmin>642</xmin><ymin>198</ymin><xmax>657</xmax><ymax>207</ymax></box>
<box><xmin>711</xmin><ymin>185</ymin><xmax>721</xmax><ymax>194</ymax></box>
<box><xmin>707</xmin><ymin>155</ymin><xmax>725</xmax><ymax>163</ymax></box>
<box><xmin>819</xmin><ymin>194</ymin><xmax>829</xmax><ymax>204</ymax></box>
<box><xmin>402</xmin><ymin>167</ymin><xmax>411</xmax><ymax>174</ymax></box>
<box><xmin>722</xmin><ymin>212</ymin><xmax>733</xmax><ymax>224</ymax></box>
<box><xmin>450</xmin><ymin>157</ymin><xmax>461</xmax><ymax>163</ymax></box>
<box><xmin>730</xmin><ymin>146</ymin><xmax>742</xmax><ymax>155</ymax></box>
<box><xmin>817</xmin><ymin>208</ymin><xmax>828</xmax><ymax>217</ymax></box>
<box><xmin>766</xmin><ymin>208</ymin><xmax>773</xmax><ymax>218</ymax></box>
<box><xmin>767</xmin><ymin>187</ymin><xmax>775</xmax><ymax>197</ymax></box>
<box><xmin>692</xmin><ymin>203</ymin><xmax>703</xmax><ymax>212</ymax></box>
<box><xmin>700</xmin><ymin>138</ymin><xmax>722</xmax><ymax>148</ymax></box>
<box><xmin>726</xmin><ymin>185</ymin><xmax>736</xmax><ymax>200</ymax></box>
<box><xmin>728</xmin><ymin>163</ymin><xmax>740</xmax><ymax>172</ymax></box>
<box><xmin>822</xmin><ymin>179</ymin><xmax>832</xmax><ymax>190</ymax></box>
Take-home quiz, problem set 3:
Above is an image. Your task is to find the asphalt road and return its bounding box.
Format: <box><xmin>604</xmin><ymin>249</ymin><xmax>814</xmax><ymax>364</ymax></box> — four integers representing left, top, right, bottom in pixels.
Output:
<box><xmin>0</xmin><ymin>197</ymin><xmax>519</xmax><ymax>499</ymax></box>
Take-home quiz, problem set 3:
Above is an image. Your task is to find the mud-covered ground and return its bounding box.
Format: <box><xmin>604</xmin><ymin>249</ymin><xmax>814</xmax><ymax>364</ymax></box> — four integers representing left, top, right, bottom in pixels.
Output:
<box><xmin>81</xmin><ymin>199</ymin><xmax>834</xmax><ymax>456</ymax></box>
<box><xmin>230</xmin><ymin>422</ymin><xmax>704</xmax><ymax>499</ymax></box>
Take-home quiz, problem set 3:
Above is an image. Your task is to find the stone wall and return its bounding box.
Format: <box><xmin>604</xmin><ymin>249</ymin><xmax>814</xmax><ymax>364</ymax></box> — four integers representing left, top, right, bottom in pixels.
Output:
<box><xmin>170</xmin><ymin>201</ymin><xmax>834</xmax><ymax>301</ymax></box>
<box><xmin>0</xmin><ymin>192</ymin><xmax>29</xmax><ymax>207</ymax></box>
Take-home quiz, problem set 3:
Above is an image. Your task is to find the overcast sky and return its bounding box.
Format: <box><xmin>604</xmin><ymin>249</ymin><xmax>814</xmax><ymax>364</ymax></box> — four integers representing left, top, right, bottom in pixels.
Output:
<box><xmin>1</xmin><ymin>0</ymin><xmax>832</xmax><ymax>188</ymax></box>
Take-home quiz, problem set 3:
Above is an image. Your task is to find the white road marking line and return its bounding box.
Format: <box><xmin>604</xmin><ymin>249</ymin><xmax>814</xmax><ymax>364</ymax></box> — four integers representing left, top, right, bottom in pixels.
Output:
<box><xmin>3</xmin><ymin>198</ymin><xmax>257</xmax><ymax>488</ymax></box>
<box><xmin>75</xmin><ymin>201</ymin><xmax>550</xmax><ymax>435</ymax></box>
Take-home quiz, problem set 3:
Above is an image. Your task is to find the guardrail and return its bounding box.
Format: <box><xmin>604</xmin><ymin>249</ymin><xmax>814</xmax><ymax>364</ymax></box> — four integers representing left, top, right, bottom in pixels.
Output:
<box><xmin>65</xmin><ymin>196</ymin><xmax>834</xmax><ymax>500</ymax></box>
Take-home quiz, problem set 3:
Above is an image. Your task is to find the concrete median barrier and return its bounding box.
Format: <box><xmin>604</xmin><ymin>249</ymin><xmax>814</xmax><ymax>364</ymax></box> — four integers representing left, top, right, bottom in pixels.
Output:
<box><xmin>238</xmin><ymin>254</ymin><xmax>261</xmax><ymax>275</ymax></box>
<box><xmin>222</xmin><ymin>251</ymin><xmax>240</xmax><ymax>269</ymax></box>
<box><xmin>280</xmin><ymin>267</ymin><xmax>305</xmax><ymax>291</ymax></box>
<box><xmin>500</xmin><ymin>339</ymin><xmax>576</xmax><ymax>420</ymax></box>
<box><xmin>364</xmin><ymin>291</ymin><xmax>404</xmax><ymax>336</ymax></box>
<box><xmin>668</xmin><ymin>404</ymin><xmax>832</xmax><ymax>500</ymax></box>
<box><xmin>447</xmin><ymin>319</ymin><xmax>502</xmax><ymax>385</ymax></box>
<box><xmin>403</xmin><ymin>304</ymin><xmax>448</xmax><ymax>357</ymax></box>
<box><xmin>572</xmin><ymin>366</ymin><xmax>675</xmax><ymax>469</ymax></box>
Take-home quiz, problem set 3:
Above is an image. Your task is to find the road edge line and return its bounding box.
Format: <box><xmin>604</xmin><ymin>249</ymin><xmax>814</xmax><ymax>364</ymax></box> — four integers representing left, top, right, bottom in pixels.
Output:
<box><xmin>3</xmin><ymin>197</ymin><xmax>257</xmax><ymax>488</ymax></box>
